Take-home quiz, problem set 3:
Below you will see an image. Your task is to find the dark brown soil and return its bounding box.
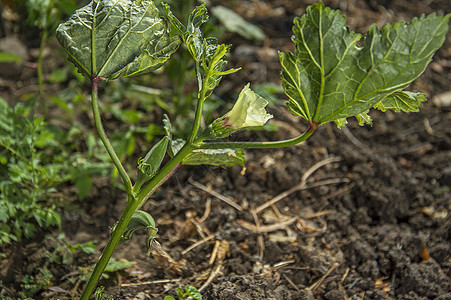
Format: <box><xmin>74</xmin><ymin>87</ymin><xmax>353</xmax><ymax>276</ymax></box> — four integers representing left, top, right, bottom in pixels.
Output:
<box><xmin>1</xmin><ymin>0</ymin><xmax>450</xmax><ymax>299</ymax></box>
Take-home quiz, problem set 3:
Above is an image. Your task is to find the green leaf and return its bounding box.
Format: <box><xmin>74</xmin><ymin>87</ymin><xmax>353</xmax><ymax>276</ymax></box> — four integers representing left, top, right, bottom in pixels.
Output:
<box><xmin>355</xmin><ymin>111</ymin><xmax>373</xmax><ymax>126</ymax></box>
<box><xmin>176</xmin><ymin>287</ymin><xmax>184</xmax><ymax>299</ymax></box>
<box><xmin>164</xmin><ymin>4</ymin><xmax>208</xmax><ymax>60</ymax></box>
<box><xmin>116</xmin><ymin>210</ymin><xmax>157</xmax><ymax>244</ymax></box>
<box><xmin>185</xmin><ymin>285</ymin><xmax>202</xmax><ymax>300</ymax></box>
<box><xmin>56</xmin><ymin>0</ymin><xmax>180</xmax><ymax>79</ymax></box>
<box><xmin>183</xmin><ymin>148</ymin><xmax>246</xmax><ymax>167</ymax></box>
<box><xmin>373</xmin><ymin>91</ymin><xmax>427</xmax><ymax>112</ymax></box>
<box><xmin>211</xmin><ymin>6</ymin><xmax>265</xmax><ymax>40</ymax></box>
<box><xmin>162</xmin><ymin>3</ymin><xmax>186</xmax><ymax>36</ymax></box>
<box><xmin>104</xmin><ymin>258</ymin><xmax>136</xmax><ymax>273</ymax></box>
<box><xmin>0</xmin><ymin>52</ymin><xmax>23</xmax><ymax>64</ymax></box>
<box><xmin>203</xmin><ymin>43</ymin><xmax>240</xmax><ymax>96</ymax></box>
<box><xmin>280</xmin><ymin>1</ymin><xmax>450</xmax><ymax>126</ymax></box>
<box><xmin>170</xmin><ymin>139</ymin><xmax>245</xmax><ymax>167</ymax></box>
<box><xmin>135</xmin><ymin>136</ymin><xmax>169</xmax><ymax>190</ymax></box>
<box><xmin>74</xmin><ymin>175</ymin><xmax>92</xmax><ymax>200</ymax></box>
<box><xmin>163</xmin><ymin>114</ymin><xmax>174</xmax><ymax>157</ymax></box>
<box><xmin>163</xmin><ymin>4</ymin><xmax>239</xmax><ymax>96</ymax></box>
<box><xmin>48</xmin><ymin>68</ymin><xmax>68</xmax><ymax>83</ymax></box>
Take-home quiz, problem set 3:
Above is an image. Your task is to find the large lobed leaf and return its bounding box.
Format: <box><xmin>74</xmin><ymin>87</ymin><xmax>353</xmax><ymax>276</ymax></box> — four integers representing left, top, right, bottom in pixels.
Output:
<box><xmin>56</xmin><ymin>0</ymin><xmax>180</xmax><ymax>80</ymax></box>
<box><xmin>280</xmin><ymin>1</ymin><xmax>450</xmax><ymax>126</ymax></box>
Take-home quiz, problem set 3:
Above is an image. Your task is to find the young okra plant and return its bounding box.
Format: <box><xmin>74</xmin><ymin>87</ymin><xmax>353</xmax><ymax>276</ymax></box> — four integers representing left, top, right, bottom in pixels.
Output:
<box><xmin>55</xmin><ymin>0</ymin><xmax>450</xmax><ymax>298</ymax></box>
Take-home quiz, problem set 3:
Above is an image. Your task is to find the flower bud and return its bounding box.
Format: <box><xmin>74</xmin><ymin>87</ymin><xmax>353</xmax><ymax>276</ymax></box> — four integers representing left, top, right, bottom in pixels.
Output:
<box><xmin>203</xmin><ymin>84</ymin><xmax>273</xmax><ymax>140</ymax></box>
<box><xmin>224</xmin><ymin>83</ymin><xmax>273</xmax><ymax>129</ymax></box>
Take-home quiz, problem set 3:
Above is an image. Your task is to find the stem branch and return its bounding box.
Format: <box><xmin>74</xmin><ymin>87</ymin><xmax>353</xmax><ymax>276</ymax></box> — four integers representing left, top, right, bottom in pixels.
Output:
<box><xmin>91</xmin><ymin>77</ymin><xmax>133</xmax><ymax>195</ymax></box>
<box><xmin>188</xmin><ymin>61</ymin><xmax>206</xmax><ymax>143</ymax></box>
<box><xmin>80</xmin><ymin>194</ymin><xmax>138</xmax><ymax>300</ymax></box>
<box><xmin>198</xmin><ymin>124</ymin><xmax>316</xmax><ymax>150</ymax></box>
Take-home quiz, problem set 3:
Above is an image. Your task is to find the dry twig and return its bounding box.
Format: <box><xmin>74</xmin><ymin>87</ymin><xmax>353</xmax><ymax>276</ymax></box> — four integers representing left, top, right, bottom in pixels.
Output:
<box><xmin>237</xmin><ymin>216</ymin><xmax>298</xmax><ymax>233</ymax></box>
<box><xmin>189</xmin><ymin>178</ymin><xmax>243</xmax><ymax>211</ymax></box>
<box><xmin>181</xmin><ymin>235</ymin><xmax>215</xmax><ymax>255</ymax></box>
<box><xmin>308</xmin><ymin>262</ymin><xmax>340</xmax><ymax>291</ymax></box>
<box><xmin>255</xmin><ymin>157</ymin><xmax>342</xmax><ymax>213</ymax></box>
<box><xmin>255</xmin><ymin>177</ymin><xmax>348</xmax><ymax>214</ymax></box>
<box><xmin>199</xmin><ymin>240</ymin><xmax>230</xmax><ymax>292</ymax></box>
<box><xmin>121</xmin><ymin>278</ymin><xmax>182</xmax><ymax>287</ymax></box>
<box><xmin>200</xmin><ymin>198</ymin><xmax>212</xmax><ymax>222</ymax></box>
<box><xmin>250</xmin><ymin>206</ymin><xmax>265</xmax><ymax>259</ymax></box>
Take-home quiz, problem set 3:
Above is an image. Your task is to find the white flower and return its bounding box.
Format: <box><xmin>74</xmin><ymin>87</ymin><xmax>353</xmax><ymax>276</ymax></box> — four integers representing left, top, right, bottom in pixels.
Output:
<box><xmin>223</xmin><ymin>83</ymin><xmax>273</xmax><ymax>129</ymax></box>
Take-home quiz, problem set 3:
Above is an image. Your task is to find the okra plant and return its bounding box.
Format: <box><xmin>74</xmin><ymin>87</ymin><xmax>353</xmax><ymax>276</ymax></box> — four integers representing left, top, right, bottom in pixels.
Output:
<box><xmin>55</xmin><ymin>0</ymin><xmax>450</xmax><ymax>298</ymax></box>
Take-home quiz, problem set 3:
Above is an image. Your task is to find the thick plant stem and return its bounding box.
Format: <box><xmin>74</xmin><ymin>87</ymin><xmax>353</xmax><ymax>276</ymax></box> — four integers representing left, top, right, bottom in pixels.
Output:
<box><xmin>80</xmin><ymin>194</ymin><xmax>138</xmax><ymax>300</ymax></box>
<box><xmin>80</xmin><ymin>141</ymin><xmax>193</xmax><ymax>299</ymax></box>
<box><xmin>91</xmin><ymin>77</ymin><xmax>133</xmax><ymax>195</ymax></box>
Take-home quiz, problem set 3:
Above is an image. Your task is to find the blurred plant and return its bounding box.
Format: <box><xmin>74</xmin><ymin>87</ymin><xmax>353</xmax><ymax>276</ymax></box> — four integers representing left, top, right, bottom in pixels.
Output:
<box><xmin>164</xmin><ymin>285</ymin><xmax>203</xmax><ymax>300</ymax></box>
<box><xmin>0</xmin><ymin>98</ymin><xmax>62</xmax><ymax>244</ymax></box>
<box><xmin>20</xmin><ymin>0</ymin><xmax>78</xmax><ymax>115</ymax></box>
<box><xmin>20</xmin><ymin>272</ymin><xmax>53</xmax><ymax>299</ymax></box>
<box><xmin>94</xmin><ymin>286</ymin><xmax>122</xmax><ymax>300</ymax></box>
<box><xmin>0</xmin><ymin>96</ymin><xmax>116</xmax><ymax>245</ymax></box>
<box><xmin>54</xmin><ymin>1</ymin><xmax>450</xmax><ymax>298</ymax></box>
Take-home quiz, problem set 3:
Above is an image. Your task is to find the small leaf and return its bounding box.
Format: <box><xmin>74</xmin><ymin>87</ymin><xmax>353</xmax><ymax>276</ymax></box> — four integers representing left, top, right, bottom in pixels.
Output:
<box><xmin>56</xmin><ymin>0</ymin><xmax>180</xmax><ymax>79</ymax></box>
<box><xmin>162</xmin><ymin>3</ymin><xmax>186</xmax><ymax>36</ymax></box>
<box><xmin>203</xmin><ymin>44</ymin><xmax>240</xmax><ymax>96</ymax></box>
<box><xmin>0</xmin><ymin>52</ymin><xmax>23</xmax><ymax>64</ymax></box>
<box><xmin>355</xmin><ymin>111</ymin><xmax>373</xmax><ymax>126</ymax></box>
<box><xmin>183</xmin><ymin>148</ymin><xmax>246</xmax><ymax>167</ymax></box>
<box><xmin>74</xmin><ymin>175</ymin><xmax>92</xmax><ymax>200</ymax></box>
<box><xmin>117</xmin><ymin>210</ymin><xmax>156</xmax><ymax>243</ymax></box>
<box><xmin>163</xmin><ymin>114</ymin><xmax>174</xmax><ymax>157</ymax></box>
<box><xmin>48</xmin><ymin>68</ymin><xmax>68</xmax><ymax>83</ymax></box>
<box><xmin>185</xmin><ymin>285</ymin><xmax>203</xmax><ymax>300</ymax></box>
<box><xmin>104</xmin><ymin>258</ymin><xmax>136</xmax><ymax>273</ymax></box>
<box><xmin>176</xmin><ymin>287</ymin><xmax>184</xmax><ymax>299</ymax></box>
<box><xmin>163</xmin><ymin>4</ymin><xmax>238</xmax><ymax>95</ymax></box>
<box><xmin>280</xmin><ymin>1</ymin><xmax>450</xmax><ymax>126</ymax></box>
<box><xmin>374</xmin><ymin>91</ymin><xmax>427</xmax><ymax>112</ymax></box>
<box><xmin>145</xmin><ymin>226</ymin><xmax>158</xmax><ymax>255</ymax></box>
<box><xmin>164</xmin><ymin>4</ymin><xmax>208</xmax><ymax>60</ymax></box>
<box><xmin>136</xmin><ymin>136</ymin><xmax>169</xmax><ymax>189</ymax></box>
<box><xmin>211</xmin><ymin>6</ymin><xmax>264</xmax><ymax>40</ymax></box>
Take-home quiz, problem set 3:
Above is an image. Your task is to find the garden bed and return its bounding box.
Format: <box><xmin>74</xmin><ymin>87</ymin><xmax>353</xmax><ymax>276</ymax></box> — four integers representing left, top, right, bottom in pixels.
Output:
<box><xmin>0</xmin><ymin>0</ymin><xmax>450</xmax><ymax>299</ymax></box>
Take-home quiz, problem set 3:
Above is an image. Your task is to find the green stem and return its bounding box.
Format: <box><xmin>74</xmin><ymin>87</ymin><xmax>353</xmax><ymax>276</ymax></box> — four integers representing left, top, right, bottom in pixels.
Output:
<box><xmin>81</xmin><ymin>47</ymin><xmax>317</xmax><ymax>299</ymax></box>
<box><xmin>188</xmin><ymin>61</ymin><xmax>206</xmax><ymax>143</ymax></box>
<box><xmin>198</xmin><ymin>123</ymin><xmax>317</xmax><ymax>150</ymax></box>
<box><xmin>80</xmin><ymin>142</ymin><xmax>193</xmax><ymax>299</ymax></box>
<box><xmin>91</xmin><ymin>77</ymin><xmax>133</xmax><ymax>195</ymax></box>
<box><xmin>37</xmin><ymin>29</ymin><xmax>48</xmax><ymax>117</ymax></box>
<box><xmin>137</xmin><ymin>141</ymin><xmax>194</xmax><ymax>203</ymax></box>
<box><xmin>80</xmin><ymin>194</ymin><xmax>138</xmax><ymax>300</ymax></box>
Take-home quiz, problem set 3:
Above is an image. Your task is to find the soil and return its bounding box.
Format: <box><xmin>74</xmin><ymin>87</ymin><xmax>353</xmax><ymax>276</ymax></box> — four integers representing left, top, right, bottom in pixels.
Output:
<box><xmin>1</xmin><ymin>0</ymin><xmax>450</xmax><ymax>299</ymax></box>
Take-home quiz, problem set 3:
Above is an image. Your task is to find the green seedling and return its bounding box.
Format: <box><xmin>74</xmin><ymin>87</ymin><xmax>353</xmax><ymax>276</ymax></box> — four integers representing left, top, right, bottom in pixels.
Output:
<box><xmin>55</xmin><ymin>1</ymin><xmax>450</xmax><ymax>298</ymax></box>
<box><xmin>164</xmin><ymin>285</ymin><xmax>203</xmax><ymax>300</ymax></box>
